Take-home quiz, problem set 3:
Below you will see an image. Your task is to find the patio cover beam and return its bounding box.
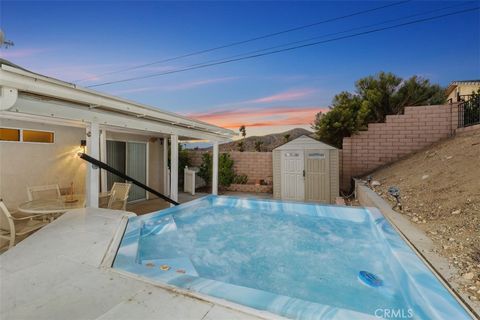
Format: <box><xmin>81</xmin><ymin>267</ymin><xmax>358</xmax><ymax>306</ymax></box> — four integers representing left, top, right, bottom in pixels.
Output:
<box><xmin>0</xmin><ymin>65</ymin><xmax>234</xmax><ymax>139</ymax></box>
<box><xmin>170</xmin><ymin>134</ymin><xmax>179</xmax><ymax>204</ymax></box>
<box><xmin>212</xmin><ymin>141</ymin><xmax>219</xmax><ymax>195</ymax></box>
<box><xmin>7</xmin><ymin>94</ymin><xmax>230</xmax><ymax>142</ymax></box>
<box><xmin>86</xmin><ymin>122</ymin><xmax>100</xmax><ymax>208</ymax></box>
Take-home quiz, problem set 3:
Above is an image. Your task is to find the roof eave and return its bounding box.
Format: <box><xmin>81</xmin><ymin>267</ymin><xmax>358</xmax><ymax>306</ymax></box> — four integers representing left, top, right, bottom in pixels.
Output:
<box><xmin>0</xmin><ymin>64</ymin><xmax>235</xmax><ymax>139</ymax></box>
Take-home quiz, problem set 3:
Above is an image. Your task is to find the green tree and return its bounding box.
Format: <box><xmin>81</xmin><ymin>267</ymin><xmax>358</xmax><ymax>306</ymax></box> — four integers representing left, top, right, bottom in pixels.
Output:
<box><xmin>254</xmin><ymin>140</ymin><xmax>263</xmax><ymax>152</ymax></box>
<box><xmin>237</xmin><ymin>140</ymin><xmax>245</xmax><ymax>152</ymax></box>
<box><xmin>197</xmin><ymin>153</ymin><xmax>212</xmax><ymax>186</ymax></box>
<box><xmin>283</xmin><ymin>134</ymin><xmax>291</xmax><ymax>143</ymax></box>
<box><xmin>313</xmin><ymin>72</ymin><xmax>446</xmax><ymax>148</ymax></box>
<box><xmin>218</xmin><ymin>153</ymin><xmax>235</xmax><ymax>189</ymax></box>
<box><xmin>197</xmin><ymin>152</ymin><xmax>236</xmax><ymax>190</ymax></box>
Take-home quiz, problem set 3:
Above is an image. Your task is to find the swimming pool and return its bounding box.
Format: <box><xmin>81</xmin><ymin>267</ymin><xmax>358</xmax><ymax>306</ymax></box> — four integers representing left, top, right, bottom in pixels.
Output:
<box><xmin>113</xmin><ymin>196</ymin><xmax>472</xmax><ymax>320</ymax></box>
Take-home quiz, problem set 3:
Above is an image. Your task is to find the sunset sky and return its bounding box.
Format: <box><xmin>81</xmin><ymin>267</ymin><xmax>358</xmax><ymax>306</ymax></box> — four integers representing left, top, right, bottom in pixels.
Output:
<box><xmin>1</xmin><ymin>1</ymin><xmax>479</xmax><ymax>138</ymax></box>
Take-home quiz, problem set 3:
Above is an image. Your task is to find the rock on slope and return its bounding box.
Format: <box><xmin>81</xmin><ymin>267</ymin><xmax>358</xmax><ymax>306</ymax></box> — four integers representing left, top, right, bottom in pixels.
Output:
<box><xmin>370</xmin><ymin>129</ymin><xmax>480</xmax><ymax>304</ymax></box>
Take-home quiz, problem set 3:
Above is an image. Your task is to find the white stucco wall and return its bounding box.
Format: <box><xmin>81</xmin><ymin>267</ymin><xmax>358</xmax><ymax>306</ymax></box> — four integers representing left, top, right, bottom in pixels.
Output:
<box><xmin>0</xmin><ymin>119</ymin><xmax>87</xmax><ymax>209</ymax></box>
<box><xmin>0</xmin><ymin>120</ymin><xmax>167</xmax><ymax>213</ymax></box>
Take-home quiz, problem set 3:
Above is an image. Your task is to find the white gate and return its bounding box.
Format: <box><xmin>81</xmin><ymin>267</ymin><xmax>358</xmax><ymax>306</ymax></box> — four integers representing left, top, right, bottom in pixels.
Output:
<box><xmin>183</xmin><ymin>166</ymin><xmax>196</xmax><ymax>195</ymax></box>
<box><xmin>281</xmin><ymin>151</ymin><xmax>304</xmax><ymax>201</ymax></box>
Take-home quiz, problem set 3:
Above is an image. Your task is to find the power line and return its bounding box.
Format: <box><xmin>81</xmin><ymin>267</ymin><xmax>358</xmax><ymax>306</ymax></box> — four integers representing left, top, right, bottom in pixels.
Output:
<box><xmin>74</xmin><ymin>0</ymin><xmax>410</xmax><ymax>83</ymax></box>
<box><xmin>87</xmin><ymin>6</ymin><xmax>479</xmax><ymax>88</ymax></box>
<box><xmin>143</xmin><ymin>2</ymin><xmax>469</xmax><ymax>80</ymax></box>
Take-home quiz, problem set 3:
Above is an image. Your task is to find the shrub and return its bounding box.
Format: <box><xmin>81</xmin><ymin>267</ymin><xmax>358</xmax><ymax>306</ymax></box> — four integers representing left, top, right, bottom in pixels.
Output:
<box><xmin>219</xmin><ymin>153</ymin><xmax>235</xmax><ymax>188</ymax></box>
<box><xmin>197</xmin><ymin>152</ymin><xmax>237</xmax><ymax>189</ymax></box>
<box><xmin>198</xmin><ymin>153</ymin><xmax>212</xmax><ymax>185</ymax></box>
<box><xmin>168</xmin><ymin>143</ymin><xmax>191</xmax><ymax>186</ymax></box>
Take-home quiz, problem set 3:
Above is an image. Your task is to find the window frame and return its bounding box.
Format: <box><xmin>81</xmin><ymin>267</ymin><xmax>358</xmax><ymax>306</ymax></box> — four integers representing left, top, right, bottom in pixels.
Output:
<box><xmin>0</xmin><ymin>127</ymin><xmax>21</xmax><ymax>142</ymax></box>
<box><xmin>0</xmin><ymin>126</ymin><xmax>56</xmax><ymax>144</ymax></box>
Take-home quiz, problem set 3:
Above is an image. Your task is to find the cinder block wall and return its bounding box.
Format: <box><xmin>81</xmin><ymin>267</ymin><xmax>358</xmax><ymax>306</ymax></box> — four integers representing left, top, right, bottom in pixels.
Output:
<box><xmin>188</xmin><ymin>151</ymin><xmax>273</xmax><ymax>182</ymax></box>
<box><xmin>341</xmin><ymin>104</ymin><xmax>459</xmax><ymax>189</ymax></box>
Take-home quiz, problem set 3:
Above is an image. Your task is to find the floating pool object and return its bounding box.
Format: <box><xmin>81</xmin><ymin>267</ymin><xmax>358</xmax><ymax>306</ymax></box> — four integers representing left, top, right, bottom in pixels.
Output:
<box><xmin>358</xmin><ymin>271</ymin><xmax>383</xmax><ymax>287</ymax></box>
<box><xmin>160</xmin><ymin>264</ymin><xmax>170</xmax><ymax>271</ymax></box>
<box><xmin>176</xmin><ymin>269</ymin><xmax>186</xmax><ymax>274</ymax></box>
<box><xmin>145</xmin><ymin>262</ymin><xmax>155</xmax><ymax>268</ymax></box>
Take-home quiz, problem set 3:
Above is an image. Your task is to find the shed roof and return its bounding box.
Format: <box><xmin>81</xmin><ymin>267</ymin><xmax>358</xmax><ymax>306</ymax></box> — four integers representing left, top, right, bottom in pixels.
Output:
<box><xmin>273</xmin><ymin>135</ymin><xmax>337</xmax><ymax>151</ymax></box>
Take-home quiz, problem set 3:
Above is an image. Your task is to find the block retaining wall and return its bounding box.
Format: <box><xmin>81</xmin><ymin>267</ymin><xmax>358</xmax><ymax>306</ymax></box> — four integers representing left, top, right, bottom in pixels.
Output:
<box><xmin>341</xmin><ymin>103</ymin><xmax>459</xmax><ymax>189</ymax></box>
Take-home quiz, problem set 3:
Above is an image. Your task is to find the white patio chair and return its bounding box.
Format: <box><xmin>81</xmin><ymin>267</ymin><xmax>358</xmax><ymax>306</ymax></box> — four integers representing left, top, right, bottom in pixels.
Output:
<box><xmin>27</xmin><ymin>184</ymin><xmax>61</xmax><ymax>201</ymax></box>
<box><xmin>107</xmin><ymin>183</ymin><xmax>131</xmax><ymax>210</ymax></box>
<box><xmin>0</xmin><ymin>200</ymin><xmax>48</xmax><ymax>250</ymax></box>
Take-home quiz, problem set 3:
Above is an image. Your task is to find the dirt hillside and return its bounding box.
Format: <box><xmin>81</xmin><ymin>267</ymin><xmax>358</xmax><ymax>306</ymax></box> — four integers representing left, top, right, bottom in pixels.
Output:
<box><xmin>215</xmin><ymin>128</ymin><xmax>313</xmax><ymax>152</ymax></box>
<box><xmin>369</xmin><ymin>129</ymin><xmax>480</xmax><ymax>303</ymax></box>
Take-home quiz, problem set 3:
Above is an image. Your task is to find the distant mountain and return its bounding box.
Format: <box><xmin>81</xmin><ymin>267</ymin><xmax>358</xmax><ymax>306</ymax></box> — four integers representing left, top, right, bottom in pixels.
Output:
<box><xmin>216</xmin><ymin>128</ymin><xmax>314</xmax><ymax>152</ymax></box>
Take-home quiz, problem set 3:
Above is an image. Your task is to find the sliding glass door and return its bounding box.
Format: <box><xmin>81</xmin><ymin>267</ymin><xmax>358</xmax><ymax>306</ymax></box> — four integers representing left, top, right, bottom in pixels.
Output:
<box><xmin>106</xmin><ymin>140</ymin><xmax>147</xmax><ymax>202</ymax></box>
<box><xmin>126</xmin><ymin>142</ymin><xmax>147</xmax><ymax>201</ymax></box>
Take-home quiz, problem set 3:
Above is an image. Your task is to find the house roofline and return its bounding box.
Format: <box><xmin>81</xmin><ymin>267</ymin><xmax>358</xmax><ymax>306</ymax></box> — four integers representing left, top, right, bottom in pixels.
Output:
<box><xmin>0</xmin><ymin>61</ymin><xmax>235</xmax><ymax>140</ymax></box>
<box><xmin>446</xmin><ymin>80</ymin><xmax>480</xmax><ymax>96</ymax></box>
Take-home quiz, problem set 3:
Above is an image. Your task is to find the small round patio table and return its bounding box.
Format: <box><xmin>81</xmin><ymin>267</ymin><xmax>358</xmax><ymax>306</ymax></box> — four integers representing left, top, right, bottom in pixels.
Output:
<box><xmin>18</xmin><ymin>195</ymin><xmax>86</xmax><ymax>221</ymax></box>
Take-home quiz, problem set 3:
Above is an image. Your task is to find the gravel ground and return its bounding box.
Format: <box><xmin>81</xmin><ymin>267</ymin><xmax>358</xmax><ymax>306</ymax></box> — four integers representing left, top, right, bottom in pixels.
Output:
<box><xmin>366</xmin><ymin>129</ymin><xmax>480</xmax><ymax>304</ymax></box>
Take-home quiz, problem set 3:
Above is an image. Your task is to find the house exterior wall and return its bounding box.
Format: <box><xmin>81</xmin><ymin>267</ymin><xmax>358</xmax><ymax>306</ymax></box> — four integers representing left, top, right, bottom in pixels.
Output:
<box><xmin>0</xmin><ymin>118</ymin><xmax>86</xmax><ymax>209</ymax></box>
<box><xmin>447</xmin><ymin>83</ymin><xmax>480</xmax><ymax>102</ymax></box>
<box><xmin>341</xmin><ymin>104</ymin><xmax>459</xmax><ymax>190</ymax></box>
<box><xmin>0</xmin><ymin>119</ymin><xmax>167</xmax><ymax>212</ymax></box>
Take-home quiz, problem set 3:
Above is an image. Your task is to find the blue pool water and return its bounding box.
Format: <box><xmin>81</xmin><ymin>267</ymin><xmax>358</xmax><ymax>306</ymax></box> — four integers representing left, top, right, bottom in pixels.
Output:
<box><xmin>113</xmin><ymin>196</ymin><xmax>472</xmax><ymax>320</ymax></box>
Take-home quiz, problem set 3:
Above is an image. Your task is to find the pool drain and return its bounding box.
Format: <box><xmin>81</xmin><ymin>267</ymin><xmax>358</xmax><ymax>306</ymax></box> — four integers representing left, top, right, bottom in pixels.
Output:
<box><xmin>358</xmin><ymin>271</ymin><xmax>383</xmax><ymax>287</ymax></box>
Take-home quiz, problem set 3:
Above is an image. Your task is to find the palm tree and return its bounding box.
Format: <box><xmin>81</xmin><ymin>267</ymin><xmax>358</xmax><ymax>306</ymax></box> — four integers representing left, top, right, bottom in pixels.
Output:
<box><xmin>239</xmin><ymin>125</ymin><xmax>246</xmax><ymax>139</ymax></box>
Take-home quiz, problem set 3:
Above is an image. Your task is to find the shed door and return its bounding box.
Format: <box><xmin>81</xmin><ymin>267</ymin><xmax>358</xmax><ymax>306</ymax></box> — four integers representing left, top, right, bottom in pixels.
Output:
<box><xmin>305</xmin><ymin>151</ymin><xmax>330</xmax><ymax>203</ymax></box>
<box><xmin>281</xmin><ymin>151</ymin><xmax>304</xmax><ymax>201</ymax></box>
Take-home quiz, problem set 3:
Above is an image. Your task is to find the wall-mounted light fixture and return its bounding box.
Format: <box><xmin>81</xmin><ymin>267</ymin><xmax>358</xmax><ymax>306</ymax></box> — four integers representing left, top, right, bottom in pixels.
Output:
<box><xmin>80</xmin><ymin>139</ymin><xmax>87</xmax><ymax>153</ymax></box>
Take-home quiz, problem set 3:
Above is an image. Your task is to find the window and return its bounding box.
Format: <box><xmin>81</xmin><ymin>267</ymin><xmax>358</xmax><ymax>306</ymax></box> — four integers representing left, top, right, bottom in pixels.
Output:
<box><xmin>0</xmin><ymin>128</ymin><xmax>54</xmax><ymax>143</ymax></box>
<box><xmin>307</xmin><ymin>152</ymin><xmax>325</xmax><ymax>159</ymax></box>
<box><xmin>0</xmin><ymin>128</ymin><xmax>20</xmax><ymax>141</ymax></box>
<box><xmin>23</xmin><ymin>130</ymin><xmax>54</xmax><ymax>143</ymax></box>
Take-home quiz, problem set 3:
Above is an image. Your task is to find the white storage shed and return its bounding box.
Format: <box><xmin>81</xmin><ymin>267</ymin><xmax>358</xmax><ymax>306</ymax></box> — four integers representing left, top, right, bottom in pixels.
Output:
<box><xmin>272</xmin><ymin>135</ymin><xmax>339</xmax><ymax>204</ymax></box>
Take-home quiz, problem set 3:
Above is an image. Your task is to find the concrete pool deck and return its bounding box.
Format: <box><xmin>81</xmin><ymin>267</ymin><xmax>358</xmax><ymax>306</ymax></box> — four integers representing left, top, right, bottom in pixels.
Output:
<box><xmin>0</xmin><ymin>207</ymin><xmax>279</xmax><ymax>320</ymax></box>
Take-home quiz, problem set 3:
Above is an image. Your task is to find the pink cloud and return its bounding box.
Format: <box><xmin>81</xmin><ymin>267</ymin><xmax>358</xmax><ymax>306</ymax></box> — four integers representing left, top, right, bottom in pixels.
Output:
<box><xmin>186</xmin><ymin>106</ymin><xmax>327</xmax><ymax>129</ymax></box>
<box><xmin>250</xmin><ymin>88</ymin><xmax>316</xmax><ymax>104</ymax></box>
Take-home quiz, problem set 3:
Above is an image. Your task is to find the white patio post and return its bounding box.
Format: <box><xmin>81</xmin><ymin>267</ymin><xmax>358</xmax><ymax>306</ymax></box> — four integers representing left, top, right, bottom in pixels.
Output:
<box><xmin>99</xmin><ymin>129</ymin><xmax>108</xmax><ymax>193</ymax></box>
<box><xmin>86</xmin><ymin>122</ymin><xmax>100</xmax><ymax>208</ymax></box>
<box><xmin>170</xmin><ymin>134</ymin><xmax>178</xmax><ymax>204</ymax></box>
<box><xmin>163</xmin><ymin>137</ymin><xmax>169</xmax><ymax>195</ymax></box>
<box><xmin>212</xmin><ymin>141</ymin><xmax>219</xmax><ymax>195</ymax></box>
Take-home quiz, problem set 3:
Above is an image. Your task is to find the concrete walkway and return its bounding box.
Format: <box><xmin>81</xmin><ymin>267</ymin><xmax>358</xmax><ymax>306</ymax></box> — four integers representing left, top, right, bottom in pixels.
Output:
<box><xmin>0</xmin><ymin>208</ymin><xmax>273</xmax><ymax>320</ymax></box>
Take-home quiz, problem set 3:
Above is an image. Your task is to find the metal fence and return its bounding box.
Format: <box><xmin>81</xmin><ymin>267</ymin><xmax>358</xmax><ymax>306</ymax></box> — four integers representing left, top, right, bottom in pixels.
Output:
<box><xmin>458</xmin><ymin>94</ymin><xmax>480</xmax><ymax>128</ymax></box>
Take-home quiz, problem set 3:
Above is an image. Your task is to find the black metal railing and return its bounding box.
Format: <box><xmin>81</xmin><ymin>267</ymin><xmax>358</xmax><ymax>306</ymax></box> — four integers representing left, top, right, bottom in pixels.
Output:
<box><xmin>458</xmin><ymin>94</ymin><xmax>480</xmax><ymax>128</ymax></box>
<box><xmin>79</xmin><ymin>152</ymin><xmax>179</xmax><ymax>206</ymax></box>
